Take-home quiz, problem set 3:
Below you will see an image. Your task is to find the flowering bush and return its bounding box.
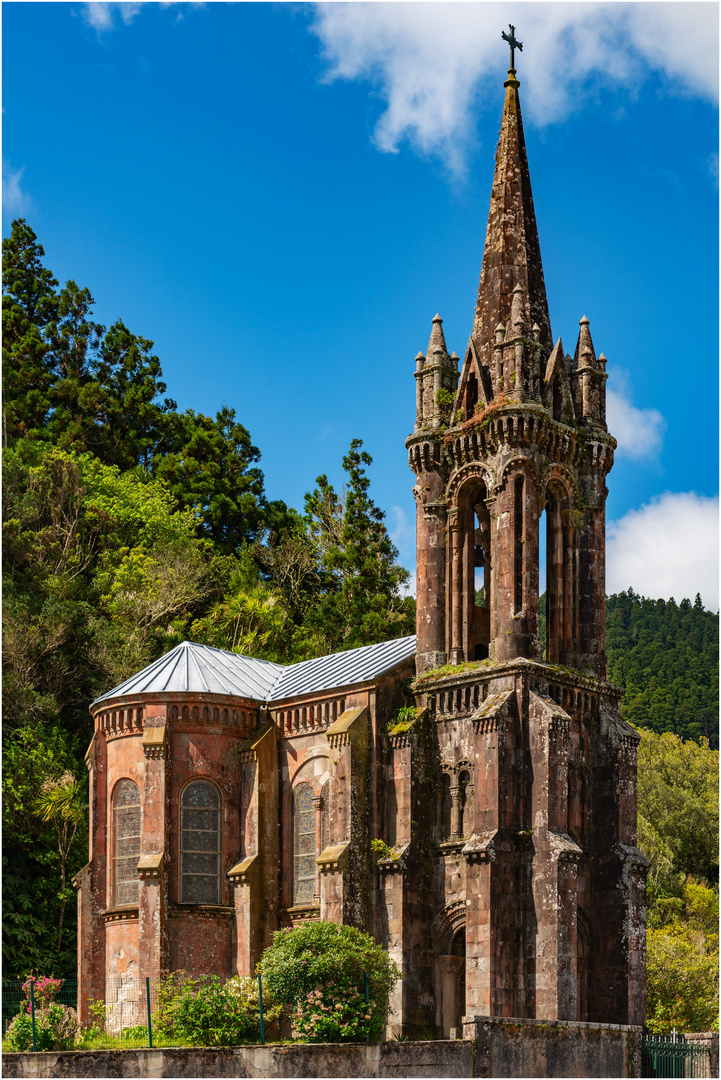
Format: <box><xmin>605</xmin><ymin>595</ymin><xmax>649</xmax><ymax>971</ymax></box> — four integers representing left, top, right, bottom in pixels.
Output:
<box><xmin>293</xmin><ymin>984</ymin><xmax>374</xmax><ymax>1043</ymax></box>
<box><xmin>259</xmin><ymin>921</ymin><xmax>400</xmax><ymax>1043</ymax></box>
<box><xmin>21</xmin><ymin>974</ymin><xmax>63</xmax><ymax>1013</ymax></box>
<box><xmin>5</xmin><ymin>1004</ymin><xmax>78</xmax><ymax>1051</ymax></box>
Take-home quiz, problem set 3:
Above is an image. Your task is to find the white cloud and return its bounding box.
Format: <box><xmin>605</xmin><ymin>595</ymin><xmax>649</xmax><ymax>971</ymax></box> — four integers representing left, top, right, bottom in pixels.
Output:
<box><xmin>311</xmin><ymin>3</ymin><xmax>719</xmax><ymax>167</ymax></box>
<box><xmin>607</xmin><ymin>492</ymin><xmax>719</xmax><ymax>610</ymax></box>
<box><xmin>81</xmin><ymin>2</ymin><xmax>202</xmax><ymax>33</ymax></box>
<box><xmin>606</xmin><ymin>369</ymin><xmax>665</xmax><ymax>461</ymax></box>
<box><xmin>390</xmin><ymin>505</ymin><xmax>414</xmax><ymax>559</ymax></box>
<box><xmin>2</xmin><ymin>160</ymin><xmax>31</xmax><ymax>216</ymax></box>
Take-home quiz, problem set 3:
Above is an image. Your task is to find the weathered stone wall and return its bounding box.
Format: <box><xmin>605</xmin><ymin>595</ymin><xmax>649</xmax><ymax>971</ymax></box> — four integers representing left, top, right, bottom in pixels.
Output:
<box><xmin>2</xmin><ymin>1021</ymin><xmax>642</xmax><ymax>1078</ymax></box>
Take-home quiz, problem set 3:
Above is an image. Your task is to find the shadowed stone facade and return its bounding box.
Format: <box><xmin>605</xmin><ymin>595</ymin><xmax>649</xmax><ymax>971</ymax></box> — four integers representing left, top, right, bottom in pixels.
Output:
<box><xmin>74</xmin><ymin>63</ymin><xmax>646</xmax><ymax>1040</ymax></box>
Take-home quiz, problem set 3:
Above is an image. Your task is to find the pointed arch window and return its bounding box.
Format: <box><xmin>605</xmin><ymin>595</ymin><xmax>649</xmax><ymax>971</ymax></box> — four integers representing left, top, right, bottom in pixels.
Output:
<box><xmin>292</xmin><ymin>783</ymin><xmax>316</xmax><ymax>906</ymax></box>
<box><xmin>113</xmin><ymin>779</ymin><xmax>141</xmax><ymax>907</ymax></box>
<box><xmin>181</xmin><ymin>780</ymin><xmax>221</xmax><ymax>904</ymax></box>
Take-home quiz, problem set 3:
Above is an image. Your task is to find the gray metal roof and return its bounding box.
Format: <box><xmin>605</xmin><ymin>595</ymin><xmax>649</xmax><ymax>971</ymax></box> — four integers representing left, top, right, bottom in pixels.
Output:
<box><xmin>93</xmin><ymin>636</ymin><xmax>417</xmax><ymax>706</ymax></box>
<box><xmin>268</xmin><ymin>636</ymin><xmax>417</xmax><ymax>700</ymax></box>
<box><xmin>93</xmin><ymin>642</ymin><xmax>285</xmax><ymax>705</ymax></box>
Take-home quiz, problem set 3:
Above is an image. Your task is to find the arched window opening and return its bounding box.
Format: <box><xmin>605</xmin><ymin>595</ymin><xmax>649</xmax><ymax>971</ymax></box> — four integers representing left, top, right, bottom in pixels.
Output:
<box><xmin>320</xmin><ymin>781</ymin><xmax>330</xmax><ymax>854</ymax></box>
<box><xmin>439</xmin><ymin>774</ymin><xmax>453</xmax><ymax>840</ymax></box>
<box><xmin>458</xmin><ymin>771</ymin><xmax>472</xmax><ymax>837</ymax></box>
<box><xmin>539</xmin><ymin>508</ymin><xmax>547</xmax><ymax>659</ymax></box>
<box><xmin>545</xmin><ymin>482</ymin><xmax>572</xmax><ymax>665</ymax></box>
<box><xmin>113</xmin><ymin>780</ymin><xmax>141</xmax><ymax>907</ymax></box>
<box><xmin>292</xmin><ymin>783</ymin><xmax>316</xmax><ymax>906</ymax></box>
<box><xmin>180</xmin><ymin>780</ymin><xmax>221</xmax><ymax>904</ymax></box>
<box><xmin>514</xmin><ymin>476</ymin><xmax>524</xmax><ymax>614</ymax></box>
<box><xmin>465</xmin><ymin>373</ymin><xmax>479</xmax><ymax>419</ymax></box>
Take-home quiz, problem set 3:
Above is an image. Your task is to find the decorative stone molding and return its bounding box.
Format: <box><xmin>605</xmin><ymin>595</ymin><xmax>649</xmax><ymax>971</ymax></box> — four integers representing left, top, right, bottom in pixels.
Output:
<box><xmin>168</xmin><ymin>905</ymin><xmax>235</xmax><ymax>920</ymax></box>
<box><xmin>227</xmin><ymin>854</ymin><xmax>257</xmax><ymax>886</ymax></box>
<box><xmin>142</xmin><ymin>724</ymin><xmax>166</xmax><ymax>760</ymax></box>
<box><xmin>548</xmin><ymin>831</ymin><xmax>584</xmax><ymax>864</ymax></box>
<box><xmin>239</xmin><ymin>721</ymin><xmax>274</xmax><ymax>764</ymax></box>
<box><xmin>462</xmin><ymin>829</ymin><xmax>498</xmax><ymax>864</ymax></box>
<box><xmin>317</xmin><ymin>841</ymin><xmax>350</xmax><ymax>874</ymax></box>
<box><xmin>137</xmin><ymin>853</ymin><xmax>163</xmax><ymax>880</ymax></box>
<box><xmin>376</xmin><ymin>842</ymin><xmax>409</xmax><ymax>875</ymax></box>
<box><xmin>101</xmin><ymin>906</ymin><xmax>139</xmax><ymax>923</ymax></box>
<box><xmin>325</xmin><ymin>707</ymin><xmax>367</xmax><ymax>749</ymax></box>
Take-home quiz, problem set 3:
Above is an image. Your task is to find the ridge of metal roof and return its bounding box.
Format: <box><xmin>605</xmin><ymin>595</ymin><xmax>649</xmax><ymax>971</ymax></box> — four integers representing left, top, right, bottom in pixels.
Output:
<box><xmin>93</xmin><ymin>636</ymin><xmax>417</xmax><ymax>707</ymax></box>
<box><xmin>92</xmin><ymin>641</ymin><xmax>285</xmax><ymax>706</ymax></box>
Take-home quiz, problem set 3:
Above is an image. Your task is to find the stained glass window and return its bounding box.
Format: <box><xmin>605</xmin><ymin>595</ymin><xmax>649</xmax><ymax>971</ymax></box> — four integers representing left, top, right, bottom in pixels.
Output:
<box><xmin>113</xmin><ymin>779</ymin><xmax>140</xmax><ymax>907</ymax></box>
<box><xmin>292</xmin><ymin>783</ymin><xmax>316</xmax><ymax>906</ymax></box>
<box><xmin>180</xmin><ymin>780</ymin><xmax>220</xmax><ymax>904</ymax></box>
<box><xmin>320</xmin><ymin>781</ymin><xmax>329</xmax><ymax>855</ymax></box>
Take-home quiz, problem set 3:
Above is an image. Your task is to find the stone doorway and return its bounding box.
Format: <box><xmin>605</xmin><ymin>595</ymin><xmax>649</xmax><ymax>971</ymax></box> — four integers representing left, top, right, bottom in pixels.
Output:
<box><xmin>436</xmin><ymin>928</ymin><xmax>466</xmax><ymax>1038</ymax></box>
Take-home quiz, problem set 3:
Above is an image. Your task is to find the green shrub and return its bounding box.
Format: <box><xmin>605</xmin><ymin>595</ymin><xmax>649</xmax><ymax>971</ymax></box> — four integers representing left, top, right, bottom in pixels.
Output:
<box><xmin>154</xmin><ymin>972</ymin><xmax>279</xmax><ymax>1046</ymax></box>
<box><xmin>5</xmin><ymin>1003</ymin><xmax>78</xmax><ymax>1051</ymax></box>
<box><xmin>258</xmin><ymin>921</ymin><xmax>400</xmax><ymax>1043</ymax></box>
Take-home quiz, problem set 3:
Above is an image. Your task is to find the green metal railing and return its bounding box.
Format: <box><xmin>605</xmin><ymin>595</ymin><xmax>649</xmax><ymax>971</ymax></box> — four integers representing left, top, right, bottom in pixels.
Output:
<box><xmin>642</xmin><ymin>1034</ymin><xmax>710</xmax><ymax>1078</ymax></box>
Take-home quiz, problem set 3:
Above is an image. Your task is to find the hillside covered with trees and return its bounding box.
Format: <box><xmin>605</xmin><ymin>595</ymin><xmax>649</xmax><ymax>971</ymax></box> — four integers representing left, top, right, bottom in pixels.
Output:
<box><xmin>2</xmin><ymin>222</ymin><xmax>718</xmax><ymax>1032</ymax></box>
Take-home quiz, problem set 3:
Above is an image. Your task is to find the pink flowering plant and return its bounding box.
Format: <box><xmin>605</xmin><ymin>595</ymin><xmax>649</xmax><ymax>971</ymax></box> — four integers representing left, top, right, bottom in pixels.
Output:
<box><xmin>259</xmin><ymin>922</ymin><xmax>399</xmax><ymax>1043</ymax></box>
<box><xmin>21</xmin><ymin>974</ymin><xmax>63</xmax><ymax>1013</ymax></box>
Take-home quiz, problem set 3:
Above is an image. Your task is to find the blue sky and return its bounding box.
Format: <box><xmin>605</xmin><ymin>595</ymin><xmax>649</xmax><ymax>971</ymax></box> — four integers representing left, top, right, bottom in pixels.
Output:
<box><xmin>3</xmin><ymin>2</ymin><xmax>719</xmax><ymax>607</ymax></box>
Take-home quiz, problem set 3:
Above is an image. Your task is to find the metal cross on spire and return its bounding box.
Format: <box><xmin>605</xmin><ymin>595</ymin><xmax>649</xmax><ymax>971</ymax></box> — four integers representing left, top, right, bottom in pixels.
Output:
<box><xmin>501</xmin><ymin>24</ymin><xmax>523</xmax><ymax>70</ymax></box>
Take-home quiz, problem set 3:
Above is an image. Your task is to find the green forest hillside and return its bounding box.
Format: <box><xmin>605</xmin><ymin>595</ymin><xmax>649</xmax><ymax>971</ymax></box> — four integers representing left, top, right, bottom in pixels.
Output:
<box><xmin>2</xmin><ymin>220</ymin><xmax>718</xmax><ymax>1032</ymax></box>
<box><xmin>606</xmin><ymin>590</ymin><xmax>718</xmax><ymax>747</ymax></box>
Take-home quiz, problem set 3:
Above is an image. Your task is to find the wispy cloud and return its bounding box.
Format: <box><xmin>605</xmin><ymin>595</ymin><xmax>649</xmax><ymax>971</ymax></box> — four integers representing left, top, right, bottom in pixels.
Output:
<box><xmin>82</xmin><ymin>2</ymin><xmax>202</xmax><ymax>33</ymax></box>
<box><xmin>311</xmin><ymin>3</ymin><xmax>718</xmax><ymax>169</ymax></box>
<box><xmin>606</xmin><ymin>369</ymin><xmax>666</xmax><ymax>461</ymax></box>
<box><xmin>2</xmin><ymin>160</ymin><xmax>32</xmax><ymax>216</ymax></box>
<box><xmin>607</xmin><ymin>492</ymin><xmax>719</xmax><ymax>610</ymax></box>
<box><xmin>390</xmin><ymin>505</ymin><xmax>414</xmax><ymax>561</ymax></box>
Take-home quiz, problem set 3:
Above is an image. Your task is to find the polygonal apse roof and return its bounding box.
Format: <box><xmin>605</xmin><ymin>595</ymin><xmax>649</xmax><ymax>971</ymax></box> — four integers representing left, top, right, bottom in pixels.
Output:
<box><xmin>93</xmin><ymin>636</ymin><xmax>417</xmax><ymax>706</ymax></box>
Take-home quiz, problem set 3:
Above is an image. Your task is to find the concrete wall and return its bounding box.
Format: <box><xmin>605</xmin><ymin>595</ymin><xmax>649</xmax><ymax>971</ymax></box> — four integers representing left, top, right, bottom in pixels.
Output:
<box><xmin>3</xmin><ymin>1019</ymin><xmax>642</xmax><ymax>1078</ymax></box>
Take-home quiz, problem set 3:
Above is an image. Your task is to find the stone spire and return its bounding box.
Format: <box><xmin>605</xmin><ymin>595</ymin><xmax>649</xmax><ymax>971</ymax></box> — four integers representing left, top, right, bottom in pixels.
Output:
<box><xmin>471</xmin><ymin>66</ymin><xmax>553</xmax><ymax>375</ymax></box>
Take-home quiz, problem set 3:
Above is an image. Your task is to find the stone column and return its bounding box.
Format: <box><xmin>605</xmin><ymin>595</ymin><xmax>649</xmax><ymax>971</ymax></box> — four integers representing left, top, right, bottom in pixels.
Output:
<box><xmin>577</xmin><ymin>462</ymin><xmax>609</xmax><ymax>677</ymax></box>
<box><xmin>528</xmin><ymin>693</ymin><xmax>581</xmax><ymax>1021</ymax></box>
<box><xmin>413</xmin><ymin>471</ymin><xmax>447</xmax><ymax>673</ymax></box>
<box><xmin>228</xmin><ymin>721</ymin><xmax>278</xmax><ymax>976</ymax></box>
<box><xmin>138</xmin><ymin>715</ymin><xmax>167</xmax><ymax>985</ymax></box>
<box><xmin>321</xmin><ymin>707</ymin><xmax>369</xmax><ymax>928</ymax></box>
<box><xmin>74</xmin><ymin>730</ymin><xmax>108</xmax><ymax>1024</ymax></box>
<box><xmin>449</xmin><ymin>510</ymin><xmax>464</xmax><ymax>663</ymax></box>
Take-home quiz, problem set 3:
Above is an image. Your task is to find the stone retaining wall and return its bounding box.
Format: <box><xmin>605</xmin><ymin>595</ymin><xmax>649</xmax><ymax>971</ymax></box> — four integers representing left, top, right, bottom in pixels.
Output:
<box><xmin>2</xmin><ymin>1019</ymin><xmax>642</xmax><ymax>1078</ymax></box>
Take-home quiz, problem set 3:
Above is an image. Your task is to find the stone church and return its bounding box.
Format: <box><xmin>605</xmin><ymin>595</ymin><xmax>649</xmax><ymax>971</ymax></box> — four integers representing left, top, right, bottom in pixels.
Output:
<box><xmin>74</xmin><ymin>59</ymin><xmax>647</xmax><ymax>1037</ymax></box>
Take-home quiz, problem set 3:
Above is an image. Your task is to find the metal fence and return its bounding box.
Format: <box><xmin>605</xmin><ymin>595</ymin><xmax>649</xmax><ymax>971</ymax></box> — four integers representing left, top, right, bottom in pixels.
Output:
<box><xmin>642</xmin><ymin>1034</ymin><xmax>711</xmax><ymax>1078</ymax></box>
<box><xmin>2</xmin><ymin>975</ymin><xmax>268</xmax><ymax>1051</ymax></box>
<box><xmin>3</xmin><ymin>971</ymin><xmax>373</xmax><ymax>1052</ymax></box>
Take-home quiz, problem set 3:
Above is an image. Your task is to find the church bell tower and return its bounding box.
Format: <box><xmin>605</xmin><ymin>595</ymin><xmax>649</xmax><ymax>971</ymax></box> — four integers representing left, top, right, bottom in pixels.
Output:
<box><xmin>406</xmin><ymin>38</ymin><xmax>647</xmax><ymax>1029</ymax></box>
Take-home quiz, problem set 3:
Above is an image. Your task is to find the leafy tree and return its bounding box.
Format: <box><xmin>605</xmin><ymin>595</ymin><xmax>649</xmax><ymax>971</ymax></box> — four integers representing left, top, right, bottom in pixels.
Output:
<box><xmin>645</xmin><ymin>879</ymin><xmax>719</xmax><ymax>1033</ymax></box>
<box><xmin>34</xmin><ymin>773</ymin><xmax>86</xmax><ymax>954</ymax></box>
<box><xmin>2</xmin><ymin>219</ymin><xmax>59</xmax><ymax>444</ymax></box>
<box><xmin>154</xmin><ymin>406</ymin><xmax>292</xmax><ymax>554</ymax></box>
<box><xmin>302</xmin><ymin>440</ymin><xmax>414</xmax><ymax>653</ymax></box>
<box><xmin>91</xmin><ymin>319</ymin><xmax>176</xmax><ymax>470</ymax></box>
<box><xmin>637</xmin><ymin>729</ymin><xmax>719</xmax><ymax>1033</ymax></box>
<box><xmin>636</xmin><ymin>728</ymin><xmax>719</xmax><ymax>885</ymax></box>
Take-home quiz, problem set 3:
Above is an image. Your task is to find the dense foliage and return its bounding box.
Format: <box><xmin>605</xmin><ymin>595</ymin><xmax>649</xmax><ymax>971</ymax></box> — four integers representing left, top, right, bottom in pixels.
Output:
<box><xmin>2</xmin><ymin>220</ymin><xmax>413</xmax><ymax>976</ymax></box>
<box><xmin>607</xmin><ymin>590</ymin><xmax>718</xmax><ymax>747</ymax></box>
<box><xmin>258</xmin><ymin>922</ymin><xmax>400</xmax><ymax>1042</ymax></box>
<box><xmin>636</xmin><ymin>729</ymin><xmax>719</xmax><ymax>1032</ymax></box>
